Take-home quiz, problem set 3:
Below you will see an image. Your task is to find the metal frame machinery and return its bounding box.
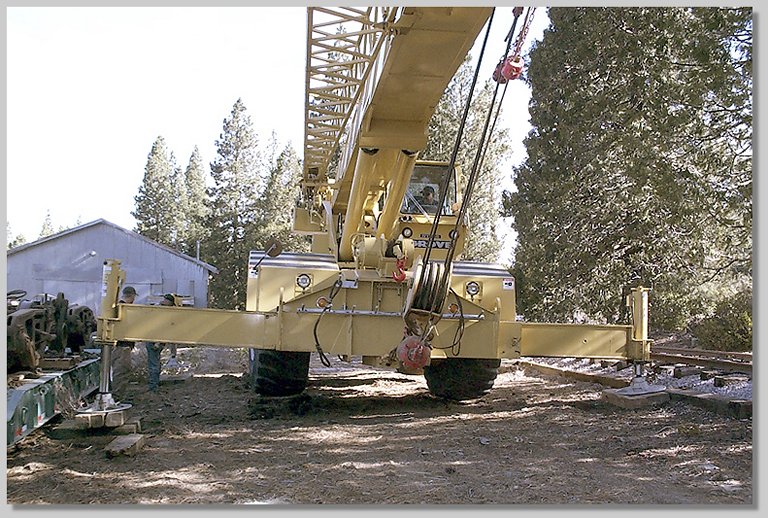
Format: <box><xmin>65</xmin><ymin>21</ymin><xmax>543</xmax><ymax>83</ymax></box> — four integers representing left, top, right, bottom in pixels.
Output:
<box><xmin>94</xmin><ymin>7</ymin><xmax>653</xmax><ymax>402</ymax></box>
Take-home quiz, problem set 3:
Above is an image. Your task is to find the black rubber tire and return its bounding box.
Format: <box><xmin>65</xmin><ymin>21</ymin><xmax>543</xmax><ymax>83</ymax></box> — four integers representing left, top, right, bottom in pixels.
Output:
<box><xmin>248</xmin><ymin>349</ymin><xmax>311</xmax><ymax>397</ymax></box>
<box><xmin>423</xmin><ymin>357</ymin><xmax>501</xmax><ymax>400</ymax></box>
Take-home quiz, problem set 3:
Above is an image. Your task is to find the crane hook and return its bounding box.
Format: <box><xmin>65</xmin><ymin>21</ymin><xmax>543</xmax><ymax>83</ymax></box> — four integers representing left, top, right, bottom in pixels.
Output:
<box><xmin>393</xmin><ymin>256</ymin><xmax>407</xmax><ymax>282</ymax></box>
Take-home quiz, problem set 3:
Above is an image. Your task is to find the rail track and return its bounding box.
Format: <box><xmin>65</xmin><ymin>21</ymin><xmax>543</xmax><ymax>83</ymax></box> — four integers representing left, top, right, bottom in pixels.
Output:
<box><xmin>512</xmin><ymin>343</ymin><xmax>752</xmax><ymax>419</ymax></box>
<box><xmin>650</xmin><ymin>345</ymin><xmax>752</xmax><ymax>375</ymax></box>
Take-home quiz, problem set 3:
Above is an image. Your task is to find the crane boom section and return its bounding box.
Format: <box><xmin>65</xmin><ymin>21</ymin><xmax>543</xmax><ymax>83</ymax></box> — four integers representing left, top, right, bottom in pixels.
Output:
<box><xmin>336</xmin><ymin>7</ymin><xmax>491</xmax><ymax>203</ymax></box>
<box><xmin>356</xmin><ymin>7</ymin><xmax>492</xmax><ymax>152</ymax></box>
<box><xmin>303</xmin><ymin>7</ymin><xmax>491</xmax><ymax>261</ymax></box>
<box><xmin>304</xmin><ymin>7</ymin><xmax>399</xmax><ymax>184</ymax></box>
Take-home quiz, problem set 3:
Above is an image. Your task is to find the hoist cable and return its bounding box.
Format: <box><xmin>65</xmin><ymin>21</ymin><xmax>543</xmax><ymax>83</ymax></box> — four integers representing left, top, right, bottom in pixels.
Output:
<box><xmin>418</xmin><ymin>7</ymin><xmax>496</xmax><ymax>273</ymax></box>
<box><xmin>477</xmin><ymin>82</ymin><xmax>510</xmax><ymax>186</ymax></box>
<box><xmin>504</xmin><ymin>7</ymin><xmax>524</xmax><ymax>55</ymax></box>
<box><xmin>412</xmin><ymin>8</ymin><xmax>497</xmax><ymax>344</ymax></box>
<box><xmin>425</xmin><ymin>9</ymin><xmax>525</xmax><ymax>323</ymax></box>
<box><xmin>410</xmin><ymin>8</ymin><xmax>533</xmax><ymax>349</ymax></box>
<box><xmin>456</xmin><ymin>8</ymin><xmax>533</xmax><ymax>222</ymax></box>
<box><xmin>440</xmin><ymin>7</ymin><xmax>525</xmax><ymax>264</ymax></box>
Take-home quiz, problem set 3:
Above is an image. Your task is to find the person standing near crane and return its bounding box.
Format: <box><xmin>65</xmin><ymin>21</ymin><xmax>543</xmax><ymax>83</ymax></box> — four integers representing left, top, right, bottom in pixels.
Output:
<box><xmin>145</xmin><ymin>293</ymin><xmax>179</xmax><ymax>392</ymax></box>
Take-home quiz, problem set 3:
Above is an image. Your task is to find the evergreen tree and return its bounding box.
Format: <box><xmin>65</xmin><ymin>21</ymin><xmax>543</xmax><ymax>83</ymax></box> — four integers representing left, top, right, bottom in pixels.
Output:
<box><xmin>422</xmin><ymin>56</ymin><xmax>511</xmax><ymax>263</ymax></box>
<box><xmin>205</xmin><ymin>99</ymin><xmax>262</xmax><ymax>310</ymax></box>
<box><xmin>507</xmin><ymin>7</ymin><xmax>751</xmax><ymax>328</ymax></box>
<box><xmin>253</xmin><ymin>142</ymin><xmax>311</xmax><ymax>253</ymax></box>
<box><xmin>181</xmin><ymin>146</ymin><xmax>210</xmax><ymax>259</ymax></box>
<box><xmin>7</xmin><ymin>223</ymin><xmax>26</xmax><ymax>249</ymax></box>
<box><xmin>39</xmin><ymin>211</ymin><xmax>55</xmax><ymax>238</ymax></box>
<box><xmin>171</xmin><ymin>153</ymin><xmax>189</xmax><ymax>250</ymax></box>
<box><xmin>132</xmin><ymin>136</ymin><xmax>180</xmax><ymax>246</ymax></box>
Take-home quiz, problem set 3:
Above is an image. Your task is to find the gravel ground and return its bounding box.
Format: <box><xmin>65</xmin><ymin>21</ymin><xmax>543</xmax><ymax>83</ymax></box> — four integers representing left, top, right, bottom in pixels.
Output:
<box><xmin>5</xmin><ymin>348</ymin><xmax>753</xmax><ymax>505</ymax></box>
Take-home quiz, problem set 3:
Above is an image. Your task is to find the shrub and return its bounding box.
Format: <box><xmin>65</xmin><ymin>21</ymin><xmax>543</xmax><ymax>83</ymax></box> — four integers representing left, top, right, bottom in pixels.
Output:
<box><xmin>690</xmin><ymin>288</ymin><xmax>753</xmax><ymax>352</ymax></box>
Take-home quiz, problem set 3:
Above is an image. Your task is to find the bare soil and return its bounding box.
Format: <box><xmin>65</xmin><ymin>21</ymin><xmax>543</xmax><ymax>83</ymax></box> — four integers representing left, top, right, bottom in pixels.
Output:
<box><xmin>6</xmin><ymin>347</ymin><xmax>753</xmax><ymax>505</ymax></box>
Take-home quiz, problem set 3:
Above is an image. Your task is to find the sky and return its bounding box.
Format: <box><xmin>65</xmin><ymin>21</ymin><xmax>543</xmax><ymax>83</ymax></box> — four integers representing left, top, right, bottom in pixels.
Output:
<box><xmin>8</xmin><ymin>6</ymin><xmax>543</xmax><ymax>264</ymax></box>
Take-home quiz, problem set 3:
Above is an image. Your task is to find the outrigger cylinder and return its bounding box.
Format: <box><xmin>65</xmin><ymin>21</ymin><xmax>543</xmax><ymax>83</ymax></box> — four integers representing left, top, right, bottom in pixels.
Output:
<box><xmin>630</xmin><ymin>286</ymin><xmax>650</xmax><ymax>343</ymax></box>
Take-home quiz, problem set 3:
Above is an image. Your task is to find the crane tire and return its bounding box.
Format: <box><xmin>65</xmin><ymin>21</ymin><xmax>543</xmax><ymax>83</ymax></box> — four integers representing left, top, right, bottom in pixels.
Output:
<box><xmin>423</xmin><ymin>357</ymin><xmax>501</xmax><ymax>401</ymax></box>
<box><xmin>248</xmin><ymin>349</ymin><xmax>311</xmax><ymax>397</ymax></box>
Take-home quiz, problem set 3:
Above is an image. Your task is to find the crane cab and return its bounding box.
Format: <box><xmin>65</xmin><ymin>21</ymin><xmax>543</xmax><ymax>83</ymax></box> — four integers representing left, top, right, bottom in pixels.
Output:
<box><xmin>393</xmin><ymin>161</ymin><xmax>466</xmax><ymax>264</ymax></box>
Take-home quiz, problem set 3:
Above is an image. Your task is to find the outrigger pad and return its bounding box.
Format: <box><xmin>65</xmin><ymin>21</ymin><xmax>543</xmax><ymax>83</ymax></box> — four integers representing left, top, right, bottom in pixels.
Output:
<box><xmin>602</xmin><ymin>388</ymin><xmax>670</xmax><ymax>409</ymax></box>
<box><xmin>602</xmin><ymin>376</ymin><xmax>669</xmax><ymax>409</ymax></box>
<box><xmin>613</xmin><ymin>376</ymin><xmax>667</xmax><ymax>396</ymax></box>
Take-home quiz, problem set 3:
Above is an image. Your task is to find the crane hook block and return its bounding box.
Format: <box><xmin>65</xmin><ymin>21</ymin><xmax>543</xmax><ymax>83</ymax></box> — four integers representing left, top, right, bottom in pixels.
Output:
<box><xmin>396</xmin><ymin>335</ymin><xmax>431</xmax><ymax>370</ymax></box>
<box><xmin>500</xmin><ymin>56</ymin><xmax>524</xmax><ymax>81</ymax></box>
<box><xmin>493</xmin><ymin>59</ymin><xmax>508</xmax><ymax>84</ymax></box>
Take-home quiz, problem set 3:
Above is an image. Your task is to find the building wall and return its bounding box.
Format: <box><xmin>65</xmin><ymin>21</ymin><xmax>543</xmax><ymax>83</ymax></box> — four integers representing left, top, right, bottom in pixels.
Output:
<box><xmin>7</xmin><ymin>222</ymin><xmax>212</xmax><ymax>315</ymax></box>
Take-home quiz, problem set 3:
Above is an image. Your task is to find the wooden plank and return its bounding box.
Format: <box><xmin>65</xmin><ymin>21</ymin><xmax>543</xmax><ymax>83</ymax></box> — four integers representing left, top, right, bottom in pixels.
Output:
<box><xmin>516</xmin><ymin>361</ymin><xmax>631</xmax><ymax>389</ymax></box>
<box><xmin>667</xmin><ymin>388</ymin><xmax>752</xmax><ymax>419</ymax></box>
<box><xmin>39</xmin><ymin>356</ymin><xmax>81</xmax><ymax>370</ymax></box>
<box><xmin>105</xmin><ymin>434</ymin><xmax>146</xmax><ymax>458</ymax></box>
<box><xmin>113</xmin><ymin>419</ymin><xmax>142</xmax><ymax>435</ymax></box>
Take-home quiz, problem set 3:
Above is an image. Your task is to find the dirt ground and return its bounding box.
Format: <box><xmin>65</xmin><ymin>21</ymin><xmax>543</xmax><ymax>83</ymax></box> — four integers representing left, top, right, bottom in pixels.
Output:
<box><xmin>6</xmin><ymin>346</ymin><xmax>753</xmax><ymax>505</ymax></box>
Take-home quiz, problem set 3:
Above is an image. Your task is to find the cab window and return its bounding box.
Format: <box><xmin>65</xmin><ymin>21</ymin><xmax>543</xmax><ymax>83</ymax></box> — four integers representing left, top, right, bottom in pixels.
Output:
<box><xmin>401</xmin><ymin>164</ymin><xmax>457</xmax><ymax>216</ymax></box>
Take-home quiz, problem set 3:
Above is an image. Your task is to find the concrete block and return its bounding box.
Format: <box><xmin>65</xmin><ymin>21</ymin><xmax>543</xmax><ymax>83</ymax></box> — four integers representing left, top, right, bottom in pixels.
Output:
<box><xmin>601</xmin><ymin>388</ymin><xmax>670</xmax><ymax>409</ymax></box>
<box><xmin>126</xmin><ymin>416</ymin><xmax>142</xmax><ymax>432</ymax></box>
<box><xmin>47</xmin><ymin>419</ymin><xmax>89</xmax><ymax>440</ymax></box>
<box><xmin>713</xmin><ymin>375</ymin><xmax>750</xmax><ymax>388</ymax></box>
<box><xmin>57</xmin><ymin>418</ymin><xmax>89</xmax><ymax>431</ymax></box>
<box><xmin>104</xmin><ymin>410</ymin><xmax>127</xmax><ymax>428</ymax></box>
<box><xmin>105</xmin><ymin>434</ymin><xmax>146</xmax><ymax>458</ymax></box>
<box><xmin>674</xmin><ymin>365</ymin><xmax>701</xmax><ymax>378</ymax></box>
<box><xmin>700</xmin><ymin>370</ymin><xmax>721</xmax><ymax>380</ymax></box>
<box><xmin>75</xmin><ymin>412</ymin><xmax>104</xmax><ymax>429</ymax></box>
<box><xmin>113</xmin><ymin>423</ymin><xmax>139</xmax><ymax>435</ymax></box>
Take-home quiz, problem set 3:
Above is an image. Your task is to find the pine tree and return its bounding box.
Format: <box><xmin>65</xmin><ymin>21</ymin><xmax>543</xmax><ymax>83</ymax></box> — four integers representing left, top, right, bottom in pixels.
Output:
<box><xmin>181</xmin><ymin>146</ymin><xmax>210</xmax><ymax>259</ymax></box>
<box><xmin>39</xmin><ymin>211</ymin><xmax>55</xmax><ymax>238</ymax></box>
<box><xmin>508</xmin><ymin>7</ymin><xmax>752</xmax><ymax>328</ymax></box>
<box><xmin>253</xmin><ymin>142</ymin><xmax>311</xmax><ymax>253</ymax></box>
<box><xmin>132</xmin><ymin>136</ymin><xmax>179</xmax><ymax>246</ymax></box>
<box><xmin>205</xmin><ymin>99</ymin><xmax>263</xmax><ymax>310</ymax></box>
<box><xmin>171</xmin><ymin>153</ymin><xmax>189</xmax><ymax>250</ymax></box>
<box><xmin>422</xmin><ymin>56</ymin><xmax>511</xmax><ymax>262</ymax></box>
<box><xmin>7</xmin><ymin>223</ymin><xmax>26</xmax><ymax>249</ymax></box>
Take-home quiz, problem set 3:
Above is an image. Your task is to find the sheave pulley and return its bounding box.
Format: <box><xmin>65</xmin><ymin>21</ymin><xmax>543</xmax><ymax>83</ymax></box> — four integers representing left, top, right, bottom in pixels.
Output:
<box><xmin>397</xmin><ymin>7</ymin><xmax>534</xmax><ymax>370</ymax></box>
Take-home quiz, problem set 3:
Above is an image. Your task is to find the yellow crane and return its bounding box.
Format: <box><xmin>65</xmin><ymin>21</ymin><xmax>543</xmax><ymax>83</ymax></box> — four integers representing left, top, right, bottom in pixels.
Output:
<box><xmin>95</xmin><ymin>7</ymin><xmax>654</xmax><ymax>406</ymax></box>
